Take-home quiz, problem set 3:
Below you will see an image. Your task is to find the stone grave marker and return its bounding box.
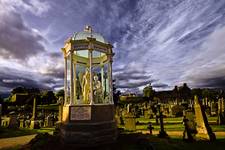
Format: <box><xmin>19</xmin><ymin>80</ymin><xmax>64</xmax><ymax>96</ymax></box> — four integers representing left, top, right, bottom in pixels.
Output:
<box><xmin>157</xmin><ymin>104</ymin><xmax>168</xmax><ymax>138</ymax></box>
<box><xmin>124</xmin><ymin>105</ymin><xmax>136</xmax><ymax>131</ymax></box>
<box><xmin>19</xmin><ymin>118</ymin><xmax>25</xmax><ymax>128</ymax></box>
<box><xmin>194</xmin><ymin>96</ymin><xmax>216</xmax><ymax>141</ymax></box>
<box><xmin>217</xmin><ymin>98</ymin><xmax>225</xmax><ymax>125</ymax></box>
<box><xmin>124</xmin><ymin>112</ymin><xmax>136</xmax><ymax>131</ymax></box>
<box><xmin>183</xmin><ymin>110</ymin><xmax>197</xmax><ymax>141</ymax></box>
<box><xmin>30</xmin><ymin>97</ymin><xmax>39</xmax><ymax>129</ymax></box>
<box><xmin>46</xmin><ymin>114</ymin><xmax>54</xmax><ymax>127</ymax></box>
<box><xmin>8</xmin><ymin>112</ymin><xmax>19</xmax><ymax>128</ymax></box>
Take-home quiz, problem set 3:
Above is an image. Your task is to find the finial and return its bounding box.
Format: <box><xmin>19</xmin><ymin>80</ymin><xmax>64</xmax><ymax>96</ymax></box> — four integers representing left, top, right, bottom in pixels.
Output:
<box><xmin>84</xmin><ymin>25</ymin><xmax>92</xmax><ymax>33</ymax></box>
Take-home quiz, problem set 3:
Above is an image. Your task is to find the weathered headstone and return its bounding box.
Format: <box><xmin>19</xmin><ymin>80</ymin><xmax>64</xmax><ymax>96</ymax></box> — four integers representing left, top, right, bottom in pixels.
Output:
<box><xmin>19</xmin><ymin>118</ymin><xmax>25</xmax><ymax>128</ymax></box>
<box><xmin>194</xmin><ymin>96</ymin><xmax>216</xmax><ymax>141</ymax></box>
<box><xmin>8</xmin><ymin>112</ymin><xmax>19</xmax><ymax>128</ymax></box>
<box><xmin>46</xmin><ymin>114</ymin><xmax>54</xmax><ymax>127</ymax></box>
<box><xmin>210</xmin><ymin>101</ymin><xmax>217</xmax><ymax>116</ymax></box>
<box><xmin>124</xmin><ymin>105</ymin><xmax>136</xmax><ymax>131</ymax></box>
<box><xmin>183</xmin><ymin>110</ymin><xmax>197</xmax><ymax>141</ymax></box>
<box><xmin>217</xmin><ymin>98</ymin><xmax>225</xmax><ymax>125</ymax></box>
<box><xmin>124</xmin><ymin>112</ymin><xmax>136</xmax><ymax>131</ymax></box>
<box><xmin>30</xmin><ymin>97</ymin><xmax>39</xmax><ymax>129</ymax></box>
<box><xmin>157</xmin><ymin>104</ymin><xmax>168</xmax><ymax>138</ymax></box>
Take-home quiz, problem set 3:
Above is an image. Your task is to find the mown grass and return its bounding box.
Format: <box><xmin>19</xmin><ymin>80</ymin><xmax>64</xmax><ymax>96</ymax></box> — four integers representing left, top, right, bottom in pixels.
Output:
<box><xmin>125</xmin><ymin>116</ymin><xmax>225</xmax><ymax>132</ymax></box>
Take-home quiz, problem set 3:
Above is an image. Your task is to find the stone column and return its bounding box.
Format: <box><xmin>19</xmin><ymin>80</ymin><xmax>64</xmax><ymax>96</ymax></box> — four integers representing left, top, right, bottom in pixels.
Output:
<box><xmin>108</xmin><ymin>54</ymin><xmax>113</xmax><ymax>104</ymax></box>
<box><xmin>101</xmin><ymin>64</ymin><xmax>105</xmax><ymax>94</ymax></box>
<box><xmin>73</xmin><ymin>62</ymin><xmax>77</xmax><ymax>104</ymax></box>
<box><xmin>64</xmin><ymin>55</ymin><xmax>67</xmax><ymax>105</ymax></box>
<box><xmin>89</xmin><ymin>50</ymin><xmax>93</xmax><ymax>105</ymax></box>
<box><xmin>70</xmin><ymin>51</ymin><xmax>74</xmax><ymax>105</ymax></box>
<box><xmin>32</xmin><ymin>97</ymin><xmax>36</xmax><ymax>120</ymax></box>
<box><xmin>30</xmin><ymin>97</ymin><xmax>38</xmax><ymax>129</ymax></box>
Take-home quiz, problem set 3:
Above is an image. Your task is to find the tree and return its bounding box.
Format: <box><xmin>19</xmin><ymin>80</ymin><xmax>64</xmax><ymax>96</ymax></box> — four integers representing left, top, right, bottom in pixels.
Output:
<box><xmin>11</xmin><ymin>86</ymin><xmax>27</xmax><ymax>94</ymax></box>
<box><xmin>56</xmin><ymin>89</ymin><xmax>64</xmax><ymax>99</ymax></box>
<box><xmin>143</xmin><ymin>83</ymin><xmax>154</xmax><ymax>98</ymax></box>
<box><xmin>179</xmin><ymin>83</ymin><xmax>191</xmax><ymax>102</ymax></box>
<box><xmin>172</xmin><ymin>86</ymin><xmax>179</xmax><ymax>100</ymax></box>
<box><xmin>41</xmin><ymin>91</ymin><xmax>57</xmax><ymax>105</ymax></box>
<box><xmin>191</xmin><ymin>88</ymin><xmax>203</xmax><ymax>99</ymax></box>
<box><xmin>0</xmin><ymin>95</ymin><xmax>3</xmax><ymax>104</ymax></box>
<box><xmin>113</xmin><ymin>80</ymin><xmax>121</xmax><ymax>106</ymax></box>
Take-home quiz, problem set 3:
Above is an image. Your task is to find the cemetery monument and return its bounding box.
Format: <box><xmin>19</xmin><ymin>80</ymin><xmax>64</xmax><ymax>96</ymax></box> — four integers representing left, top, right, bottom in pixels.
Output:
<box><xmin>60</xmin><ymin>26</ymin><xmax>117</xmax><ymax>146</ymax></box>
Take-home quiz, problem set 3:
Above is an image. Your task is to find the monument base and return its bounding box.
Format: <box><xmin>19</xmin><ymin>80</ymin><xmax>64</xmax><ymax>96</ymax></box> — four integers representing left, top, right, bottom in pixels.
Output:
<box><xmin>60</xmin><ymin>104</ymin><xmax>117</xmax><ymax>147</ymax></box>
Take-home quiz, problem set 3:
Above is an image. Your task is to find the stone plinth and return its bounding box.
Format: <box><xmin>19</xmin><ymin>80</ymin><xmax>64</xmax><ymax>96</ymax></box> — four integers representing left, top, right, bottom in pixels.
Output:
<box><xmin>60</xmin><ymin>104</ymin><xmax>117</xmax><ymax>147</ymax></box>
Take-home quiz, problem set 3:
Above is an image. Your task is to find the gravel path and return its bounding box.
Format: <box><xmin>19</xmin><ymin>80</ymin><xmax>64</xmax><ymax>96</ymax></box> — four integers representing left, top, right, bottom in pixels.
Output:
<box><xmin>0</xmin><ymin>134</ymin><xmax>36</xmax><ymax>149</ymax></box>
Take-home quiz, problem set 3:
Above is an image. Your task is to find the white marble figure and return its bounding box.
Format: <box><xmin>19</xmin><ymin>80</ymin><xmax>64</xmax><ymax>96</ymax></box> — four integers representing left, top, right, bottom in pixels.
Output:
<box><xmin>93</xmin><ymin>75</ymin><xmax>103</xmax><ymax>103</ymax></box>
<box><xmin>82</xmin><ymin>69</ymin><xmax>90</xmax><ymax>104</ymax></box>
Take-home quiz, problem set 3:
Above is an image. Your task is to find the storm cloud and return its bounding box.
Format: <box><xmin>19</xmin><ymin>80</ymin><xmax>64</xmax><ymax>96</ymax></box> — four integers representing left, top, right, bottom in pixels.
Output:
<box><xmin>1</xmin><ymin>0</ymin><xmax>225</xmax><ymax>94</ymax></box>
<box><xmin>0</xmin><ymin>0</ymin><xmax>47</xmax><ymax>60</ymax></box>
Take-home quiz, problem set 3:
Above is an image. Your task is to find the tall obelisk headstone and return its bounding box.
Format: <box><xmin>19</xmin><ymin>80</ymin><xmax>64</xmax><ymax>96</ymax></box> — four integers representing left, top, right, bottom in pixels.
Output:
<box><xmin>30</xmin><ymin>97</ymin><xmax>39</xmax><ymax>129</ymax></box>
<box><xmin>194</xmin><ymin>95</ymin><xmax>216</xmax><ymax>141</ymax></box>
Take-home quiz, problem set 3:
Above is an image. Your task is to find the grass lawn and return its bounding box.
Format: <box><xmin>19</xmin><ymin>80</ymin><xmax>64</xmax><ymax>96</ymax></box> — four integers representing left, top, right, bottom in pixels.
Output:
<box><xmin>0</xmin><ymin>127</ymin><xmax>55</xmax><ymax>138</ymax></box>
<box><xmin>127</xmin><ymin>117</ymin><xmax>225</xmax><ymax>132</ymax></box>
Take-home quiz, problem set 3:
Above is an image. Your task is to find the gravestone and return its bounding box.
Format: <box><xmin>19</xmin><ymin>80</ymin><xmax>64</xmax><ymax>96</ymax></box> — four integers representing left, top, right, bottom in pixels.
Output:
<box><xmin>194</xmin><ymin>96</ymin><xmax>216</xmax><ymax>141</ymax></box>
<box><xmin>124</xmin><ymin>112</ymin><xmax>136</xmax><ymax>131</ymax></box>
<box><xmin>8</xmin><ymin>112</ymin><xmax>19</xmax><ymax>128</ymax></box>
<box><xmin>183</xmin><ymin>110</ymin><xmax>197</xmax><ymax>141</ymax></box>
<box><xmin>30</xmin><ymin>97</ymin><xmax>39</xmax><ymax>129</ymax></box>
<box><xmin>124</xmin><ymin>104</ymin><xmax>136</xmax><ymax>131</ymax></box>
<box><xmin>19</xmin><ymin>118</ymin><xmax>25</xmax><ymax>128</ymax></box>
<box><xmin>46</xmin><ymin>114</ymin><xmax>54</xmax><ymax>127</ymax></box>
<box><xmin>217</xmin><ymin>98</ymin><xmax>225</xmax><ymax>125</ymax></box>
<box><xmin>210</xmin><ymin>101</ymin><xmax>217</xmax><ymax>116</ymax></box>
<box><xmin>158</xmin><ymin>110</ymin><xmax>168</xmax><ymax>137</ymax></box>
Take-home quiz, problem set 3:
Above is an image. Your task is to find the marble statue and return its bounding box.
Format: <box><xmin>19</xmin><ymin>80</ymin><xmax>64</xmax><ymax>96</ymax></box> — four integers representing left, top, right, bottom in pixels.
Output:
<box><xmin>93</xmin><ymin>75</ymin><xmax>103</xmax><ymax>103</ymax></box>
<box><xmin>82</xmin><ymin>69</ymin><xmax>90</xmax><ymax>104</ymax></box>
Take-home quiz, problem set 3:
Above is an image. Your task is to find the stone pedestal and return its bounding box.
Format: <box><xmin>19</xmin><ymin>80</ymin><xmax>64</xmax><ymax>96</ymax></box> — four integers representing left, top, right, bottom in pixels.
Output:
<box><xmin>60</xmin><ymin>104</ymin><xmax>117</xmax><ymax>147</ymax></box>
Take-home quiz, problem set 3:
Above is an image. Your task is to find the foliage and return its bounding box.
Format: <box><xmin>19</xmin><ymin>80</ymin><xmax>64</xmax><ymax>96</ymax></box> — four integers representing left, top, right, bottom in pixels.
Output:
<box><xmin>40</xmin><ymin>91</ymin><xmax>57</xmax><ymax>105</ymax></box>
<box><xmin>143</xmin><ymin>84</ymin><xmax>154</xmax><ymax>98</ymax></box>
<box><xmin>0</xmin><ymin>95</ymin><xmax>3</xmax><ymax>104</ymax></box>
<box><xmin>179</xmin><ymin>83</ymin><xmax>191</xmax><ymax>102</ymax></box>
<box><xmin>113</xmin><ymin>79</ymin><xmax>121</xmax><ymax>106</ymax></box>
<box><xmin>171</xmin><ymin>105</ymin><xmax>185</xmax><ymax>117</ymax></box>
<box><xmin>55</xmin><ymin>89</ymin><xmax>64</xmax><ymax>99</ymax></box>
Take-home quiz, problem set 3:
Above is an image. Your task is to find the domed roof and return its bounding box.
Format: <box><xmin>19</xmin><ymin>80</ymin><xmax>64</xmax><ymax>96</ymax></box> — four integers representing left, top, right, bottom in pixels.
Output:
<box><xmin>72</xmin><ymin>26</ymin><xmax>108</xmax><ymax>44</ymax></box>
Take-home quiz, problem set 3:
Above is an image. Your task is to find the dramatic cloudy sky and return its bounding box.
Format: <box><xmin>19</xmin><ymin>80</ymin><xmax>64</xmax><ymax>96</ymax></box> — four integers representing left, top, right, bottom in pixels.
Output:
<box><xmin>0</xmin><ymin>0</ymin><xmax>225</xmax><ymax>94</ymax></box>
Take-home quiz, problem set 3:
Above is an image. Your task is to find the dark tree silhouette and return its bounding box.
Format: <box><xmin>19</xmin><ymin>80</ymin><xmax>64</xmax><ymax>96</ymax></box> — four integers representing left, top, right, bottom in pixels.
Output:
<box><xmin>41</xmin><ymin>91</ymin><xmax>57</xmax><ymax>105</ymax></box>
<box><xmin>143</xmin><ymin>83</ymin><xmax>155</xmax><ymax>98</ymax></box>
<box><xmin>56</xmin><ymin>89</ymin><xmax>64</xmax><ymax>99</ymax></box>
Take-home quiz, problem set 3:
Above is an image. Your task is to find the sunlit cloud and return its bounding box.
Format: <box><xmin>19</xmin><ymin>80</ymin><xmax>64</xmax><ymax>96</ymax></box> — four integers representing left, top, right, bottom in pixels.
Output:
<box><xmin>1</xmin><ymin>0</ymin><xmax>225</xmax><ymax>94</ymax></box>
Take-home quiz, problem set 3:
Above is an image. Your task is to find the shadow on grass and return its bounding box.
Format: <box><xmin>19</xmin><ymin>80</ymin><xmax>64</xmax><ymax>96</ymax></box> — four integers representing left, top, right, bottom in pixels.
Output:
<box><xmin>0</xmin><ymin>127</ymin><xmax>55</xmax><ymax>139</ymax></box>
<box><xmin>9</xmin><ymin>129</ymin><xmax>225</xmax><ymax>150</ymax></box>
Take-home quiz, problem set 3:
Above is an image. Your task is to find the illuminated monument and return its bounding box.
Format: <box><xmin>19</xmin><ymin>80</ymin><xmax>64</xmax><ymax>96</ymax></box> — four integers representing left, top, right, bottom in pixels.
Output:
<box><xmin>60</xmin><ymin>26</ymin><xmax>117</xmax><ymax>146</ymax></box>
